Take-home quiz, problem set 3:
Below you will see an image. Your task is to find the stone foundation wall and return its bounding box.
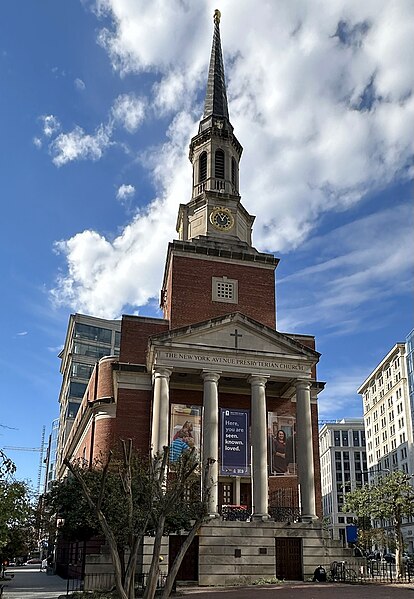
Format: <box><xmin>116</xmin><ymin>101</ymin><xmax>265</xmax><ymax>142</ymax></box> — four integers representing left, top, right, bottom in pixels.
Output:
<box><xmin>198</xmin><ymin>520</ymin><xmax>353</xmax><ymax>586</ymax></box>
<box><xmin>83</xmin><ymin>522</ymin><xmax>354</xmax><ymax>589</ymax></box>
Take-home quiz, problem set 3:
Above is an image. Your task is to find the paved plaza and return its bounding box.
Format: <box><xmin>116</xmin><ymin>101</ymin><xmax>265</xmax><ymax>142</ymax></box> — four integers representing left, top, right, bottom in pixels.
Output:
<box><xmin>180</xmin><ymin>582</ymin><xmax>414</xmax><ymax>598</ymax></box>
<box><xmin>1</xmin><ymin>566</ymin><xmax>67</xmax><ymax>598</ymax></box>
<box><xmin>2</xmin><ymin>568</ymin><xmax>414</xmax><ymax>599</ymax></box>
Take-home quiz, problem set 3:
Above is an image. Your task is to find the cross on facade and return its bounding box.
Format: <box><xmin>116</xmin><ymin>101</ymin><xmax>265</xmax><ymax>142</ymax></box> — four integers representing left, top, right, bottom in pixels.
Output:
<box><xmin>230</xmin><ymin>328</ymin><xmax>243</xmax><ymax>349</ymax></box>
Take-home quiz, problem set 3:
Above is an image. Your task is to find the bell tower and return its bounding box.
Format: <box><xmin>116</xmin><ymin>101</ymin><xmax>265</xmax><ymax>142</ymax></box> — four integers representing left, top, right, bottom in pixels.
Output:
<box><xmin>161</xmin><ymin>11</ymin><xmax>279</xmax><ymax>330</ymax></box>
<box><xmin>177</xmin><ymin>10</ymin><xmax>255</xmax><ymax>246</ymax></box>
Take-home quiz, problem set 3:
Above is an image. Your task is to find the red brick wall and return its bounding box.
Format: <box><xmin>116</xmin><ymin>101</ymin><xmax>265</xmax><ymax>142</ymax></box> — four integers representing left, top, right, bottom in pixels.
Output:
<box><xmin>93</xmin><ymin>416</ymin><xmax>115</xmax><ymax>461</ymax></box>
<box><xmin>164</xmin><ymin>254</ymin><xmax>276</xmax><ymax>330</ymax></box>
<box><xmin>113</xmin><ymin>388</ymin><xmax>152</xmax><ymax>454</ymax></box>
<box><xmin>95</xmin><ymin>357</ymin><xmax>116</xmax><ymax>399</ymax></box>
<box><xmin>120</xmin><ymin>316</ymin><xmax>169</xmax><ymax>364</ymax></box>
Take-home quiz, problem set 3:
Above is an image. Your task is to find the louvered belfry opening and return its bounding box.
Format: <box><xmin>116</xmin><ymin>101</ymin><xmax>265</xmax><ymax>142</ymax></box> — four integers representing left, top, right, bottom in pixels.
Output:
<box><xmin>231</xmin><ymin>156</ymin><xmax>237</xmax><ymax>187</ymax></box>
<box><xmin>215</xmin><ymin>149</ymin><xmax>225</xmax><ymax>179</ymax></box>
<box><xmin>199</xmin><ymin>152</ymin><xmax>207</xmax><ymax>182</ymax></box>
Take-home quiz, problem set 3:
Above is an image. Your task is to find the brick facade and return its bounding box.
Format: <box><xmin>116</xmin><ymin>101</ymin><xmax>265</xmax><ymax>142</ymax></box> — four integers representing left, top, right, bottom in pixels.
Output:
<box><xmin>120</xmin><ymin>315</ymin><xmax>169</xmax><ymax>364</ymax></box>
<box><xmin>163</xmin><ymin>253</ymin><xmax>277</xmax><ymax>330</ymax></box>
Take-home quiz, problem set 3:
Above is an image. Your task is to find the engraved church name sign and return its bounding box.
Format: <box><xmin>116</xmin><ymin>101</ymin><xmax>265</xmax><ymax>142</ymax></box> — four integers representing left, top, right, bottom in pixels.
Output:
<box><xmin>157</xmin><ymin>349</ymin><xmax>310</xmax><ymax>374</ymax></box>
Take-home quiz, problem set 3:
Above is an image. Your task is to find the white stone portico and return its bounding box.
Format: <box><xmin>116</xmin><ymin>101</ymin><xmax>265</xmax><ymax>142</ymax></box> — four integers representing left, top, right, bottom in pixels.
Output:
<box><xmin>147</xmin><ymin>313</ymin><xmax>321</xmax><ymax>521</ymax></box>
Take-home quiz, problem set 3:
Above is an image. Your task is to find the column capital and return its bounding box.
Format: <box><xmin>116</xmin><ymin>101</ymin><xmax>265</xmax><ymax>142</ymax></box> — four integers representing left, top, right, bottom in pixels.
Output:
<box><xmin>248</xmin><ymin>374</ymin><xmax>269</xmax><ymax>388</ymax></box>
<box><xmin>296</xmin><ymin>379</ymin><xmax>311</xmax><ymax>391</ymax></box>
<box><xmin>153</xmin><ymin>367</ymin><xmax>172</xmax><ymax>380</ymax></box>
<box><xmin>201</xmin><ymin>370</ymin><xmax>221</xmax><ymax>383</ymax></box>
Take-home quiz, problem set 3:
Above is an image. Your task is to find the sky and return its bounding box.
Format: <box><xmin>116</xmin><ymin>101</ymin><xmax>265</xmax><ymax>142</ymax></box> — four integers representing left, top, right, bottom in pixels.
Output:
<box><xmin>0</xmin><ymin>0</ymin><xmax>413</xmax><ymax>489</ymax></box>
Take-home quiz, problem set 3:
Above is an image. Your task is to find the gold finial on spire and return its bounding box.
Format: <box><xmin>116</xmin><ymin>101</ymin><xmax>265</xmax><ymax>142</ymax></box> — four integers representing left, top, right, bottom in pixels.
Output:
<box><xmin>214</xmin><ymin>9</ymin><xmax>221</xmax><ymax>24</ymax></box>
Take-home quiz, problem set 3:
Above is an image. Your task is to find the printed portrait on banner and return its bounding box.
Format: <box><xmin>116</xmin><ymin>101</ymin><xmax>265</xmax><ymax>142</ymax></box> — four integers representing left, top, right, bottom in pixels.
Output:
<box><xmin>267</xmin><ymin>412</ymin><xmax>297</xmax><ymax>476</ymax></box>
<box><xmin>169</xmin><ymin>404</ymin><xmax>201</xmax><ymax>463</ymax></box>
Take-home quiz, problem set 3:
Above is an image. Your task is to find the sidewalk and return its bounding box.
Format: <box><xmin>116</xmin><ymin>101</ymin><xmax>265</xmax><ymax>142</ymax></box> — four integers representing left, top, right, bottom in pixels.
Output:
<box><xmin>2</xmin><ymin>566</ymin><xmax>67</xmax><ymax>598</ymax></box>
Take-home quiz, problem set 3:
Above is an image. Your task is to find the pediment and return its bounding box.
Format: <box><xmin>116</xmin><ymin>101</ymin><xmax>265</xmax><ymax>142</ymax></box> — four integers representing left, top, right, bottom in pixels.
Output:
<box><xmin>149</xmin><ymin>313</ymin><xmax>318</xmax><ymax>362</ymax></box>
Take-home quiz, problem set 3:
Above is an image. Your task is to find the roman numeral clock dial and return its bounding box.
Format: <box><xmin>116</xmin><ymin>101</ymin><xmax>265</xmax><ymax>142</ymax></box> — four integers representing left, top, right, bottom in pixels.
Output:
<box><xmin>209</xmin><ymin>207</ymin><xmax>234</xmax><ymax>231</ymax></box>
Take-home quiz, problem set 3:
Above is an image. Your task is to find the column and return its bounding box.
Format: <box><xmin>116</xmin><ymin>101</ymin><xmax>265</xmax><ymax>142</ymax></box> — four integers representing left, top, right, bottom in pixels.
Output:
<box><xmin>234</xmin><ymin>477</ymin><xmax>241</xmax><ymax>505</ymax></box>
<box><xmin>201</xmin><ymin>371</ymin><xmax>220</xmax><ymax>517</ymax></box>
<box><xmin>296</xmin><ymin>380</ymin><xmax>317</xmax><ymax>521</ymax></box>
<box><xmin>249</xmin><ymin>375</ymin><xmax>269</xmax><ymax>520</ymax></box>
<box><xmin>151</xmin><ymin>367</ymin><xmax>172</xmax><ymax>456</ymax></box>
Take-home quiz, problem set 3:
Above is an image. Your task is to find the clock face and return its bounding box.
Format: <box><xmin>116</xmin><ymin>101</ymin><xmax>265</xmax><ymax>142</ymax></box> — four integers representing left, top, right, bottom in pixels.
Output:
<box><xmin>209</xmin><ymin>207</ymin><xmax>234</xmax><ymax>231</ymax></box>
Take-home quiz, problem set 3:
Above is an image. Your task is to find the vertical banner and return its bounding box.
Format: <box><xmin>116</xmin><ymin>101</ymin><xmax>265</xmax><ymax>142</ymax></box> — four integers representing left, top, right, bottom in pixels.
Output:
<box><xmin>268</xmin><ymin>413</ymin><xmax>297</xmax><ymax>476</ymax></box>
<box><xmin>169</xmin><ymin>404</ymin><xmax>201</xmax><ymax>463</ymax></box>
<box><xmin>220</xmin><ymin>409</ymin><xmax>249</xmax><ymax>476</ymax></box>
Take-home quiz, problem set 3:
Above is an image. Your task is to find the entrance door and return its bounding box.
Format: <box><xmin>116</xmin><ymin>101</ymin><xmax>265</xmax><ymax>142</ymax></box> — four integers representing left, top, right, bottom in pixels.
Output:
<box><xmin>240</xmin><ymin>483</ymin><xmax>251</xmax><ymax>509</ymax></box>
<box><xmin>218</xmin><ymin>482</ymin><xmax>233</xmax><ymax>509</ymax></box>
<box><xmin>168</xmin><ymin>536</ymin><xmax>199</xmax><ymax>581</ymax></box>
<box><xmin>275</xmin><ymin>538</ymin><xmax>302</xmax><ymax>580</ymax></box>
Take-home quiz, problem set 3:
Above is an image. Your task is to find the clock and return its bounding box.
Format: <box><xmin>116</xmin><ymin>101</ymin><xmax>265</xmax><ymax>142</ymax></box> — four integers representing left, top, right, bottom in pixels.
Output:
<box><xmin>209</xmin><ymin>207</ymin><xmax>234</xmax><ymax>231</ymax></box>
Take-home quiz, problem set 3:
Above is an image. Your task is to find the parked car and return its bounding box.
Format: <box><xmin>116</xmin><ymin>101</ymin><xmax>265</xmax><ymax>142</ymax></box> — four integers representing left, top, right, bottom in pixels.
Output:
<box><xmin>25</xmin><ymin>558</ymin><xmax>42</xmax><ymax>565</ymax></box>
<box><xmin>366</xmin><ymin>551</ymin><xmax>381</xmax><ymax>560</ymax></box>
<box><xmin>384</xmin><ymin>553</ymin><xmax>396</xmax><ymax>563</ymax></box>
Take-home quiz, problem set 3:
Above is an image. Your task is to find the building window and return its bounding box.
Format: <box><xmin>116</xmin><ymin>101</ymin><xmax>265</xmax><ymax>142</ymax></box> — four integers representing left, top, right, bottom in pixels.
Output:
<box><xmin>66</xmin><ymin>401</ymin><xmax>80</xmax><ymax>419</ymax></box>
<box><xmin>215</xmin><ymin>149</ymin><xmax>225</xmax><ymax>179</ymax></box>
<box><xmin>334</xmin><ymin>431</ymin><xmax>341</xmax><ymax>446</ymax></box>
<box><xmin>69</xmin><ymin>381</ymin><xmax>87</xmax><ymax>399</ymax></box>
<box><xmin>73</xmin><ymin>342</ymin><xmax>110</xmax><ymax>360</ymax></box>
<box><xmin>342</xmin><ymin>431</ymin><xmax>349</xmax><ymax>446</ymax></box>
<box><xmin>212</xmin><ymin>276</ymin><xmax>238</xmax><ymax>304</ymax></box>
<box><xmin>199</xmin><ymin>151</ymin><xmax>207</xmax><ymax>182</ymax></box>
<box><xmin>71</xmin><ymin>362</ymin><xmax>94</xmax><ymax>379</ymax></box>
<box><xmin>74</xmin><ymin>323</ymin><xmax>112</xmax><ymax>344</ymax></box>
<box><xmin>352</xmin><ymin>430</ymin><xmax>359</xmax><ymax>446</ymax></box>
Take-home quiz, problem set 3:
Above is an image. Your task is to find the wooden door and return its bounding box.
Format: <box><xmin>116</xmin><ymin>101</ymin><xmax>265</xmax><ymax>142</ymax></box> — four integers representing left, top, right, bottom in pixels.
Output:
<box><xmin>218</xmin><ymin>482</ymin><xmax>233</xmax><ymax>509</ymax></box>
<box><xmin>275</xmin><ymin>537</ymin><xmax>302</xmax><ymax>580</ymax></box>
<box><xmin>240</xmin><ymin>483</ymin><xmax>251</xmax><ymax>509</ymax></box>
<box><xmin>169</xmin><ymin>535</ymin><xmax>199</xmax><ymax>581</ymax></box>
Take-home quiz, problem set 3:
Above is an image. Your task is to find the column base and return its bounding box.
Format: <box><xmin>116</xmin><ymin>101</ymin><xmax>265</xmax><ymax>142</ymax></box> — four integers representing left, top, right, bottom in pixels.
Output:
<box><xmin>251</xmin><ymin>513</ymin><xmax>270</xmax><ymax>522</ymax></box>
<box><xmin>301</xmin><ymin>514</ymin><xmax>318</xmax><ymax>523</ymax></box>
<box><xmin>208</xmin><ymin>512</ymin><xmax>220</xmax><ymax>520</ymax></box>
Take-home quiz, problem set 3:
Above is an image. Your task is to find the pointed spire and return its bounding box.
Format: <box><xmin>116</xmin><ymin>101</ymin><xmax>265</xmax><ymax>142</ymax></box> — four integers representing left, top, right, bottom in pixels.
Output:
<box><xmin>203</xmin><ymin>9</ymin><xmax>229</xmax><ymax>120</ymax></box>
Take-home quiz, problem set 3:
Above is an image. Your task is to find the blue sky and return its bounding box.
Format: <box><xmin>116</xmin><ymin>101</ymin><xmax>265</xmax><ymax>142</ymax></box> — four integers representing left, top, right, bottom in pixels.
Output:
<box><xmin>1</xmin><ymin>0</ymin><xmax>413</xmax><ymax>488</ymax></box>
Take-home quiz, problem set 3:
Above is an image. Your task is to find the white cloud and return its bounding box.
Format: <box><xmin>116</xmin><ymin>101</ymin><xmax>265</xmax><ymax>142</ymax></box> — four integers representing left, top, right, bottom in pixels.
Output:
<box><xmin>116</xmin><ymin>183</ymin><xmax>135</xmax><ymax>201</ymax></box>
<box><xmin>33</xmin><ymin>137</ymin><xmax>42</xmax><ymax>149</ymax></box>
<box><xmin>16</xmin><ymin>331</ymin><xmax>28</xmax><ymax>336</ymax></box>
<box><xmin>51</xmin><ymin>0</ymin><xmax>414</xmax><ymax>318</ymax></box>
<box><xmin>277</xmin><ymin>204</ymin><xmax>414</xmax><ymax>335</ymax></box>
<box><xmin>317</xmin><ymin>369</ymin><xmax>365</xmax><ymax>418</ymax></box>
<box><xmin>50</xmin><ymin>124</ymin><xmax>113</xmax><ymax>166</ymax></box>
<box><xmin>74</xmin><ymin>77</ymin><xmax>86</xmax><ymax>90</ymax></box>
<box><xmin>41</xmin><ymin>114</ymin><xmax>60</xmax><ymax>137</ymax></box>
<box><xmin>111</xmin><ymin>93</ymin><xmax>146</xmax><ymax>133</ymax></box>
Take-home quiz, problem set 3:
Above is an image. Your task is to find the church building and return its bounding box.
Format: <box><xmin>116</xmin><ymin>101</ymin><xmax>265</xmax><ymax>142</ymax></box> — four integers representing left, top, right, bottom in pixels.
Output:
<box><xmin>57</xmin><ymin>11</ymin><xmax>348</xmax><ymax>585</ymax></box>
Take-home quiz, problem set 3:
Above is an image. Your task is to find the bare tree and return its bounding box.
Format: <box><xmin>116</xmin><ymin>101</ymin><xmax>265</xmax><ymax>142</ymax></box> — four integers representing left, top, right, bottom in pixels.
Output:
<box><xmin>63</xmin><ymin>441</ymin><xmax>211</xmax><ymax>599</ymax></box>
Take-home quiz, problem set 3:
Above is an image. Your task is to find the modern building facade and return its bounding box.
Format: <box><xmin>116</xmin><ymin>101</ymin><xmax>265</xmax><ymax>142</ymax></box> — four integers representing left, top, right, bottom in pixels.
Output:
<box><xmin>406</xmin><ymin>329</ymin><xmax>414</xmax><ymax>432</ymax></box>
<box><xmin>56</xmin><ymin>313</ymin><xmax>121</xmax><ymax>474</ymax></box>
<box><xmin>358</xmin><ymin>341</ymin><xmax>414</xmax><ymax>551</ymax></box>
<box><xmin>55</xmin><ymin>12</ymin><xmax>355</xmax><ymax>585</ymax></box>
<box><xmin>43</xmin><ymin>418</ymin><xmax>59</xmax><ymax>494</ymax></box>
<box><xmin>319</xmin><ymin>419</ymin><xmax>367</xmax><ymax>544</ymax></box>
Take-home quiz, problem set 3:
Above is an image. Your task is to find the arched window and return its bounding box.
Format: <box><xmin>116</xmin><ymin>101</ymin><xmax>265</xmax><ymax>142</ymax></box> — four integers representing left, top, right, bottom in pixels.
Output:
<box><xmin>231</xmin><ymin>157</ymin><xmax>237</xmax><ymax>187</ymax></box>
<box><xmin>199</xmin><ymin>152</ymin><xmax>207</xmax><ymax>182</ymax></box>
<box><xmin>215</xmin><ymin>149</ymin><xmax>225</xmax><ymax>179</ymax></box>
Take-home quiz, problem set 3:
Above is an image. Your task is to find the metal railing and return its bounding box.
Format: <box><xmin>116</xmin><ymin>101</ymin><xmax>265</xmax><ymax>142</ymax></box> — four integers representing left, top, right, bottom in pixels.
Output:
<box><xmin>66</xmin><ymin>571</ymin><xmax>168</xmax><ymax>597</ymax></box>
<box><xmin>327</xmin><ymin>558</ymin><xmax>414</xmax><ymax>584</ymax></box>
<box><xmin>221</xmin><ymin>505</ymin><xmax>250</xmax><ymax>521</ymax></box>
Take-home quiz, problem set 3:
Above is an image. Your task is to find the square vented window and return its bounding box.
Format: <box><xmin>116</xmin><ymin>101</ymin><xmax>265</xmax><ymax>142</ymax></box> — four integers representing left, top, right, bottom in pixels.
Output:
<box><xmin>212</xmin><ymin>276</ymin><xmax>238</xmax><ymax>304</ymax></box>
